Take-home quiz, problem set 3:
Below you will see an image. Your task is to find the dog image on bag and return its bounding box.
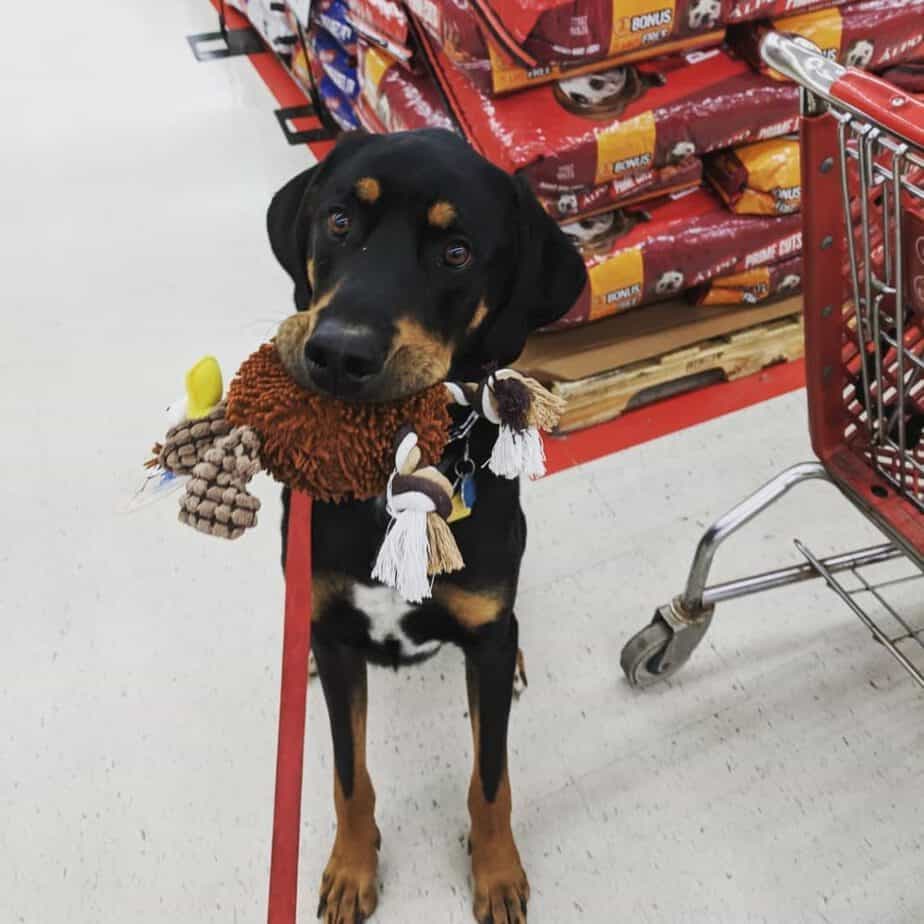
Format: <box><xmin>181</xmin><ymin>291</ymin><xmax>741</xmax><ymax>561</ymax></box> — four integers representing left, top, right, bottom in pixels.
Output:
<box><xmin>669</xmin><ymin>140</ymin><xmax>697</xmax><ymax>162</ymax></box>
<box><xmin>265</xmin><ymin>129</ymin><xmax>586</xmax><ymax>924</ymax></box>
<box><xmin>655</xmin><ymin>268</ymin><xmax>686</xmax><ymax>295</ymax></box>
<box><xmin>688</xmin><ymin>0</ymin><xmax>723</xmax><ymax>30</ymax></box>
<box><xmin>561</xmin><ymin>208</ymin><xmax>647</xmax><ymax>255</ymax></box>
<box><xmin>557</xmin><ymin>192</ymin><xmax>580</xmax><ymax>216</ymax></box>
<box><xmin>553</xmin><ymin>65</ymin><xmax>664</xmax><ymax>119</ymax></box>
<box><xmin>845</xmin><ymin>38</ymin><xmax>875</xmax><ymax>69</ymax></box>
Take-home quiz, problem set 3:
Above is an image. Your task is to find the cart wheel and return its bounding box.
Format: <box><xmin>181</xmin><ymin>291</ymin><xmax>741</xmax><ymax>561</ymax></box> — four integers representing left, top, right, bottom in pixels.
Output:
<box><xmin>620</xmin><ymin>618</ymin><xmax>677</xmax><ymax>688</ymax></box>
<box><xmin>621</xmin><ymin>604</ymin><xmax>713</xmax><ymax>689</ymax></box>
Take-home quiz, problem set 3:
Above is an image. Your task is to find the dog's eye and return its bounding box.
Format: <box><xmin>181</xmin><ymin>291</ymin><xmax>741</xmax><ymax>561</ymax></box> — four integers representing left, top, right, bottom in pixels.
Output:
<box><xmin>327</xmin><ymin>209</ymin><xmax>351</xmax><ymax>238</ymax></box>
<box><xmin>443</xmin><ymin>240</ymin><xmax>471</xmax><ymax>269</ymax></box>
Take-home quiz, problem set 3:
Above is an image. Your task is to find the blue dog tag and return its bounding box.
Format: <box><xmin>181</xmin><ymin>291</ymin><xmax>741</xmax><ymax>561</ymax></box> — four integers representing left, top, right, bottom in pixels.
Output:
<box><xmin>461</xmin><ymin>473</ymin><xmax>477</xmax><ymax>509</ymax></box>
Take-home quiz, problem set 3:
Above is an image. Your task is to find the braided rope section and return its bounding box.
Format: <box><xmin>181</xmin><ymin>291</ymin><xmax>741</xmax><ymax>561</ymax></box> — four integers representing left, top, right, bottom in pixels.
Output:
<box><xmin>178</xmin><ymin>426</ymin><xmax>263</xmax><ymax>539</ymax></box>
<box><xmin>156</xmin><ymin>403</ymin><xmax>233</xmax><ymax>476</ymax></box>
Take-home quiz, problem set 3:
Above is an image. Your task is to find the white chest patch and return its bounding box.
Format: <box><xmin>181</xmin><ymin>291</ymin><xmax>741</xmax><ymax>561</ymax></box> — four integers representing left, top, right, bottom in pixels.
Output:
<box><xmin>353</xmin><ymin>584</ymin><xmax>442</xmax><ymax>657</ymax></box>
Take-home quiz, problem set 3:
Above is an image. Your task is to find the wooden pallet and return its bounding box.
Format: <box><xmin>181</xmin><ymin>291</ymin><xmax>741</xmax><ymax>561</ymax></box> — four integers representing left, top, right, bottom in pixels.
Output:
<box><xmin>529</xmin><ymin>309</ymin><xmax>804</xmax><ymax>434</ymax></box>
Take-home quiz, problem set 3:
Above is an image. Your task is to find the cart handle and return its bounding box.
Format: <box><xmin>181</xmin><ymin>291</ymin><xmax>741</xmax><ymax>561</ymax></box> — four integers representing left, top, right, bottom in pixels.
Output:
<box><xmin>760</xmin><ymin>32</ymin><xmax>924</xmax><ymax>150</ymax></box>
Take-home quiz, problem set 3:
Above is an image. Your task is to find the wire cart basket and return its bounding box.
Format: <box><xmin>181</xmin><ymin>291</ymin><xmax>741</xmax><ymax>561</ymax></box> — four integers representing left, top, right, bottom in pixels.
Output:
<box><xmin>621</xmin><ymin>34</ymin><xmax>924</xmax><ymax>690</ymax></box>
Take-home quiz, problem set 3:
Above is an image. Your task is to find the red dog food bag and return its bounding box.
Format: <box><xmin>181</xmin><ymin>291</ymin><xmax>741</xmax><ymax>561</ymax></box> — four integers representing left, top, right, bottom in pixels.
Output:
<box><xmin>346</xmin><ymin>0</ymin><xmax>409</xmax><ymax>48</ymax></box>
<box><xmin>692</xmin><ymin>254</ymin><xmax>803</xmax><ymax>304</ymax></box>
<box><xmin>727</xmin><ymin>0</ymin><xmax>848</xmax><ymax>24</ymax></box>
<box><xmin>539</xmin><ymin>156</ymin><xmax>703</xmax><ymax>220</ymax></box>
<box><xmin>357</xmin><ymin>43</ymin><xmax>456</xmax><ymax>132</ymax></box>
<box><xmin>731</xmin><ymin>0</ymin><xmax>924</xmax><ymax>76</ymax></box>
<box><xmin>420</xmin><ymin>39</ymin><xmax>799</xmax><ymax>191</ymax></box>
<box><xmin>405</xmin><ymin>0</ymin><xmax>724</xmax><ymax>95</ymax></box>
<box><xmin>552</xmin><ymin>186</ymin><xmax>802</xmax><ymax>327</ymax></box>
<box><xmin>346</xmin><ymin>0</ymin><xmax>417</xmax><ymax>66</ymax></box>
<box><xmin>878</xmin><ymin>61</ymin><xmax>924</xmax><ymax>94</ymax></box>
<box><xmin>705</xmin><ymin>137</ymin><xmax>800</xmax><ymax>215</ymax></box>
<box><xmin>906</xmin><ymin>199</ymin><xmax>924</xmax><ymax>319</ymax></box>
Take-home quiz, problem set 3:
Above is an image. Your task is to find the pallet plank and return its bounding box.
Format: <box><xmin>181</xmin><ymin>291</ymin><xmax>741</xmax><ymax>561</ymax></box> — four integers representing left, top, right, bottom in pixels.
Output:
<box><xmin>551</xmin><ymin>313</ymin><xmax>804</xmax><ymax>433</ymax></box>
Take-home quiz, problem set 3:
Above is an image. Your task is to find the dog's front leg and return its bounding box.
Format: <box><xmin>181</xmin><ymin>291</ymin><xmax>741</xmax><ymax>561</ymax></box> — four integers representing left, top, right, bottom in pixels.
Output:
<box><xmin>465</xmin><ymin>613</ymin><xmax>529</xmax><ymax>924</ymax></box>
<box><xmin>313</xmin><ymin>632</ymin><xmax>380</xmax><ymax>923</ymax></box>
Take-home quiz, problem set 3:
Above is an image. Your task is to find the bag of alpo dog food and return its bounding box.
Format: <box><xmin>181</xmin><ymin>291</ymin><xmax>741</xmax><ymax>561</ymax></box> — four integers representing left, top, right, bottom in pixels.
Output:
<box><xmin>312</xmin><ymin>29</ymin><xmax>360</xmax><ymax>99</ymax></box>
<box><xmin>878</xmin><ymin>61</ymin><xmax>924</xmax><ymax>94</ymax></box>
<box><xmin>538</xmin><ymin>157</ymin><xmax>703</xmax><ymax>221</ymax></box>
<box><xmin>705</xmin><ymin>138</ymin><xmax>800</xmax><ymax>215</ymax></box>
<box><xmin>550</xmin><ymin>186</ymin><xmax>802</xmax><ymax>328</ymax></box>
<box><xmin>418</xmin><ymin>39</ymin><xmax>799</xmax><ymax>192</ymax></box>
<box><xmin>726</xmin><ymin>0</ymin><xmax>848</xmax><ymax>23</ymax></box>
<box><xmin>404</xmin><ymin>0</ymin><xmax>724</xmax><ymax>95</ymax></box>
<box><xmin>356</xmin><ymin>43</ymin><xmax>456</xmax><ymax>133</ymax></box>
<box><xmin>691</xmin><ymin>254</ymin><xmax>803</xmax><ymax>304</ymax></box>
<box><xmin>730</xmin><ymin>0</ymin><xmax>924</xmax><ymax>76</ymax></box>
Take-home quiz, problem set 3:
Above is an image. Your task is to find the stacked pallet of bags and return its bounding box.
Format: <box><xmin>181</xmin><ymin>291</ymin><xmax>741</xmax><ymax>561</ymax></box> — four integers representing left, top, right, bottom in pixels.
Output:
<box><xmin>229</xmin><ymin>0</ymin><xmax>923</xmax><ymax>330</ymax></box>
<box><xmin>405</xmin><ymin>1</ymin><xmax>805</xmax><ymax>327</ymax></box>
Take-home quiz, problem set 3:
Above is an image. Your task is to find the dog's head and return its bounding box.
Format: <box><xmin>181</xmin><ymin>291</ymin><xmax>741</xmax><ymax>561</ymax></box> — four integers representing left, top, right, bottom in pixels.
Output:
<box><xmin>267</xmin><ymin>130</ymin><xmax>585</xmax><ymax>401</ymax></box>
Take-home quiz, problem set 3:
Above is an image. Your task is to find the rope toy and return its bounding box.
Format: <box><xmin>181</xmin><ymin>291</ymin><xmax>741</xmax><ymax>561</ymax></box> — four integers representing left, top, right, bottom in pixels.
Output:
<box><xmin>152</xmin><ymin>339</ymin><xmax>565</xmax><ymax>602</ymax></box>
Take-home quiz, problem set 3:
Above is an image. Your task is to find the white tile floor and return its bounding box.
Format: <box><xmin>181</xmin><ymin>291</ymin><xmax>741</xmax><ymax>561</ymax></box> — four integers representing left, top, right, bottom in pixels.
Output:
<box><xmin>2</xmin><ymin>3</ymin><xmax>923</xmax><ymax>922</ymax></box>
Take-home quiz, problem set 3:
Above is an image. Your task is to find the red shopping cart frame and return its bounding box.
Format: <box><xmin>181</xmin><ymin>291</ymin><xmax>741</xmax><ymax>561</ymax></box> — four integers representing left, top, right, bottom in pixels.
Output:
<box><xmin>801</xmin><ymin>95</ymin><xmax>924</xmax><ymax>561</ymax></box>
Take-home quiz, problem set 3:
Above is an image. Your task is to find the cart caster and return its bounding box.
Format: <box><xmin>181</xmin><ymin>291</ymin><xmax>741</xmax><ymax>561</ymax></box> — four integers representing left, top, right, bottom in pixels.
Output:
<box><xmin>621</xmin><ymin>600</ymin><xmax>713</xmax><ymax>688</ymax></box>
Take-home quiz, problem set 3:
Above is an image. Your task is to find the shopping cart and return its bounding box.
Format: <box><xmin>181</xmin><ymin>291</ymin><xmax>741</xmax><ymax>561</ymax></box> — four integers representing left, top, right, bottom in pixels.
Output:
<box><xmin>620</xmin><ymin>34</ymin><xmax>924</xmax><ymax>690</ymax></box>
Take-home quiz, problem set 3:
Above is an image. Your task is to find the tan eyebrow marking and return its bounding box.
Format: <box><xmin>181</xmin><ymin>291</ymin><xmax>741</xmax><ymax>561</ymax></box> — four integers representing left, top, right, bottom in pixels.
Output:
<box><xmin>428</xmin><ymin>200</ymin><xmax>457</xmax><ymax>229</ymax></box>
<box><xmin>467</xmin><ymin>301</ymin><xmax>489</xmax><ymax>332</ymax></box>
<box><xmin>355</xmin><ymin>177</ymin><xmax>381</xmax><ymax>204</ymax></box>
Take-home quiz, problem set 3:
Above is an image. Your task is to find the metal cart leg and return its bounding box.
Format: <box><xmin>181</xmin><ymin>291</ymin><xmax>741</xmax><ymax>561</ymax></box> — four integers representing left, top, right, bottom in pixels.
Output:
<box><xmin>621</xmin><ymin>462</ymin><xmax>835</xmax><ymax>688</ymax></box>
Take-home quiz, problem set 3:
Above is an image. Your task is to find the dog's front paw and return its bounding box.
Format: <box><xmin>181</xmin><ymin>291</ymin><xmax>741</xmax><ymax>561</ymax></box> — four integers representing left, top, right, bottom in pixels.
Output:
<box><xmin>318</xmin><ymin>826</ymin><xmax>380</xmax><ymax>924</ymax></box>
<box><xmin>471</xmin><ymin>837</ymin><xmax>529</xmax><ymax>924</ymax></box>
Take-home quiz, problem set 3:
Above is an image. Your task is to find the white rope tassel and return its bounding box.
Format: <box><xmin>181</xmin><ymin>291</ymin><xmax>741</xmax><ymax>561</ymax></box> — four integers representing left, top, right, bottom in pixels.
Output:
<box><xmin>489</xmin><ymin>425</ymin><xmax>547</xmax><ymax>479</ymax></box>
<box><xmin>371</xmin><ymin>478</ymin><xmax>434</xmax><ymax>603</ymax></box>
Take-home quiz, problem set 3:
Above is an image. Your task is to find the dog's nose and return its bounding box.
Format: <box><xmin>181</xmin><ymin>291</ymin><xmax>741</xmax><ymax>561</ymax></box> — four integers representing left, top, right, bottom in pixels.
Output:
<box><xmin>304</xmin><ymin>318</ymin><xmax>387</xmax><ymax>397</ymax></box>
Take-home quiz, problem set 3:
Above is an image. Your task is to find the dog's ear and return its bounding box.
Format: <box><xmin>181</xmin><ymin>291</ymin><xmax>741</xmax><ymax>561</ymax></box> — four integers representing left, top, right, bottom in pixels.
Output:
<box><xmin>479</xmin><ymin>174</ymin><xmax>587</xmax><ymax>366</ymax></box>
<box><xmin>266</xmin><ymin>131</ymin><xmax>373</xmax><ymax>310</ymax></box>
<box><xmin>266</xmin><ymin>165</ymin><xmax>319</xmax><ymax>310</ymax></box>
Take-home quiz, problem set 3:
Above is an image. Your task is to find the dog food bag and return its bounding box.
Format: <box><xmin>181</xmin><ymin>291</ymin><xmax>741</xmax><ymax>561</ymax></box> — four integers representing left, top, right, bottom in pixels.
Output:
<box><xmin>552</xmin><ymin>186</ymin><xmax>802</xmax><ymax>327</ymax></box>
<box><xmin>405</xmin><ymin>0</ymin><xmax>724</xmax><ymax>95</ymax></box>
<box><xmin>539</xmin><ymin>156</ymin><xmax>703</xmax><ymax>221</ymax></box>
<box><xmin>312</xmin><ymin>28</ymin><xmax>360</xmax><ymax>99</ymax></box>
<box><xmin>357</xmin><ymin>43</ymin><xmax>456</xmax><ymax>133</ymax></box>
<box><xmin>878</xmin><ymin>61</ymin><xmax>924</xmax><ymax>94</ymax></box>
<box><xmin>228</xmin><ymin>0</ymin><xmax>299</xmax><ymax>56</ymax></box>
<box><xmin>319</xmin><ymin>75</ymin><xmax>362</xmax><ymax>130</ymax></box>
<box><xmin>730</xmin><ymin>0</ymin><xmax>924</xmax><ymax>77</ymax></box>
<box><xmin>315</xmin><ymin>0</ymin><xmax>359</xmax><ymax>56</ymax></box>
<box><xmin>705</xmin><ymin>138</ymin><xmax>800</xmax><ymax>215</ymax></box>
<box><xmin>419</xmin><ymin>39</ymin><xmax>799</xmax><ymax>192</ymax></box>
<box><xmin>346</xmin><ymin>0</ymin><xmax>416</xmax><ymax>66</ymax></box>
<box><xmin>345</xmin><ymin>0</ymin><xmax>409</xmax><ymax>48</ymax></box>
<box><xmin>691</xmin><ymin>254</ymin><xmax>803</xmax><ymax>304</ymax></box>
<box><xmin>726</xmin><ymin>0</ymin><xmax>848</xmax><ymax>23</ymax></box>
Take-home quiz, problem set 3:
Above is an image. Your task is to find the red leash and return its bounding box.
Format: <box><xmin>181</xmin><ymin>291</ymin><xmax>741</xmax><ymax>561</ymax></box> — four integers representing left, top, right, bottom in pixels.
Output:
<box><xmin>268</xmin><ymin>490</ymin><xmax>313</xmax><ymax>924</ymax></box>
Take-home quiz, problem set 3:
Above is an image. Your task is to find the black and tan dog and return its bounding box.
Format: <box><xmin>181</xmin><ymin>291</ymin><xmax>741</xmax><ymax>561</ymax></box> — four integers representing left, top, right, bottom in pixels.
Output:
<box><xmin>267</xmin><ymin>129</ymin><xmax>586</xmax><ymax>924</ymax></box>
